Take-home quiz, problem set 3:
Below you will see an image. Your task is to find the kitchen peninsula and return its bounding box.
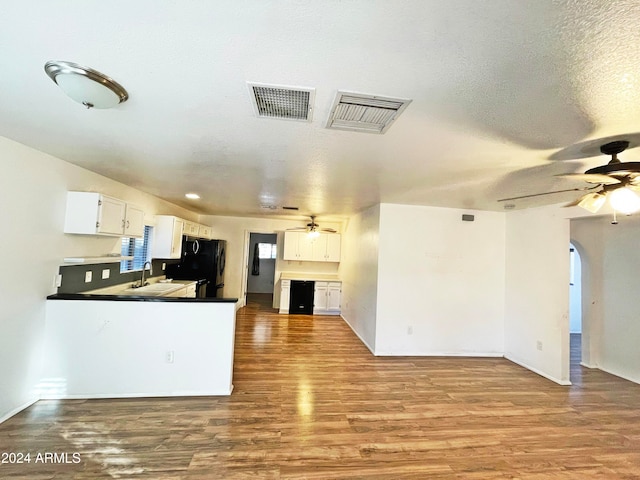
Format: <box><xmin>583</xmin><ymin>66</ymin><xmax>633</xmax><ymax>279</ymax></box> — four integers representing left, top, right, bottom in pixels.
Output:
<box><xmin>44</xmin><ymin>292</ymin><xmax>237</xmax><ymax>399</ymax></box>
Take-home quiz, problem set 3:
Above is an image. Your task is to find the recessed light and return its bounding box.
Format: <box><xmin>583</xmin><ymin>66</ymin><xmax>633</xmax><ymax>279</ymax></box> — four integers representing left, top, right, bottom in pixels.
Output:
<box><xmin>185</xmin><ymin>193</ymin><xmax>200</xmax><ymax>200</ymax></box>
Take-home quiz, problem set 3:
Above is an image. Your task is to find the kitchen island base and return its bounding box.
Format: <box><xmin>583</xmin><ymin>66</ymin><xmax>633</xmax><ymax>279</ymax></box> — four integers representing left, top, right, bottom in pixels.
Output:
<box><xmin>42</xmin><ymin>298</ymin><xmax>237</xmax><ymax>398</ymax></box>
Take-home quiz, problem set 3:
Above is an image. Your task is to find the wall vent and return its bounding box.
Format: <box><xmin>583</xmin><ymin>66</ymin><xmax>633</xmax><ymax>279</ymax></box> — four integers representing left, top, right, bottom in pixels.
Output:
<box><xmin>248</xmin><ymin>82</ymin><xmax>315</xmax><ymax>122</ymax></box>
<box><xmin>326</xmin><ymin>91</ymin><xmax>411</xmax><ymax>134</ymax></box>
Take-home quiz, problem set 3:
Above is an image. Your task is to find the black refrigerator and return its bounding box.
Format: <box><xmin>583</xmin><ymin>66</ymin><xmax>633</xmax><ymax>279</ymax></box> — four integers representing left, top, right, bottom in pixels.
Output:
<box><xmin>166</xmin><ymin>238</ymin><xmax>226</xmax><ymax>298</ymax></box>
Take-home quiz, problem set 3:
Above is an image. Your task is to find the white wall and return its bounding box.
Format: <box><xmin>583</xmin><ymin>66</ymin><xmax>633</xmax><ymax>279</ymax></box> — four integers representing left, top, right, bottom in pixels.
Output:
<box><xmin>338</xmin><ymin>204</ymin><xmax>380</xmax><ymax>352</ymax></box>
<box><xmin>571</xmin><ymin>215</ymin><xmax>640</xmax><ymax>383</ymax></box>
<box><xmin>375</xmin><ymin>204</ymin><xmax>505</xmax><ymax>356</ymax></box>
<box><xmin>0</xmin><ymin>136</ymin><xmax>199</xmax><ymax>423</ymax></box>
<box><xmin>199</xmin><ymin>215</ymin><xmax>342</xmax><ymax>308</ymax></box>
<box><xmin>504</xmin><ymin>205</ymin><xmax>571</xmax><ymax>385</ymax></box>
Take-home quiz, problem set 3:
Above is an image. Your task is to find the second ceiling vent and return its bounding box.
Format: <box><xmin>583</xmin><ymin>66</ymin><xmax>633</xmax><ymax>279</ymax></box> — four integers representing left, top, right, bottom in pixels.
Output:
<box><xmin>326</xmin><ymin>91</ymin><xmax>411</xmax><ymax>134</ymax></box>
<box><xmin>248</xmin><ymin>82</ymin><xmax>315</xmax><ymax>122</ymax></box>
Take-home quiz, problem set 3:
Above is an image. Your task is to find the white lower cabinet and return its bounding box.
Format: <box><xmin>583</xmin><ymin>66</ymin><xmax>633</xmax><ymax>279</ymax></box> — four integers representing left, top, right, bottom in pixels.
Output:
<box><xmin>280</xmin><ymin>278</ymin><xmax>341</xmax><ymax>315</ymax></box>
<box><xmin>313</xmin><ymin>281</ymin><xmax>341</xmax><ymax>315</ymax></box>
<box><xmin>279</xmin><ymin>280</ymin><xmax>291</xmax><ymax>314</ymax></box>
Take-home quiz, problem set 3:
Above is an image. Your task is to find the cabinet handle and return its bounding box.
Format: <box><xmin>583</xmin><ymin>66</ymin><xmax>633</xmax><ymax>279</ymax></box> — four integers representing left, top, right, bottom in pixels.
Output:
<box><xmin>126</xmin><ymin>220</ymin><xmax>130</xmax><ymax>229</ymax></box>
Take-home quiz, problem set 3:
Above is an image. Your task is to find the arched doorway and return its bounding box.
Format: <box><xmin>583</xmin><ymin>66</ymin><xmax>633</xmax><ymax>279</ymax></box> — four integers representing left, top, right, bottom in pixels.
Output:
<box><xmin>569</xmin><ymin>243</ymin><xmax>582</xmax><ymax>379</ymax></box>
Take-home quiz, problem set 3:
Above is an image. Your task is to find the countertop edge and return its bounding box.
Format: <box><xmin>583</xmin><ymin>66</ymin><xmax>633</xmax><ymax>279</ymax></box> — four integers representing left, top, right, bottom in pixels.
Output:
<box><xmin>47</xmin><ymin>293</ymin><xmax>238</xmax><ymax>303</ymax></box>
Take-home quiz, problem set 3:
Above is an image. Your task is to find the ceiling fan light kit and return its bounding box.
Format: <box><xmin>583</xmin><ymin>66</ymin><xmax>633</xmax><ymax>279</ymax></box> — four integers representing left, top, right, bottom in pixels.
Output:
<box><xmin>287</xmin><ymin>215</ymin><xmax>337</xmax><ymax>236</ymax></box>
<box><xmin>609</xmin><ymin>187</ymin><xmax>640</xmax><ymax>215</ymax></box>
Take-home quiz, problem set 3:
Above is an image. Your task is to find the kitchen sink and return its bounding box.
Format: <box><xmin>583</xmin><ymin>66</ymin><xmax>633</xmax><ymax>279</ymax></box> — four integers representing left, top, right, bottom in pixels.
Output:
<box><xmin>119</xmin><ymin>283</ymin><xmax>182</xmax><ymax>295</ymax></box>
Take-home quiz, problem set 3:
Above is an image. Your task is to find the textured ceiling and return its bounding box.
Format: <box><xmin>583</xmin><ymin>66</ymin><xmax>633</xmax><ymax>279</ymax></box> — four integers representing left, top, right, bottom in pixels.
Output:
<box><xmin>3</xmin><ymin>1</ymin><xmax>640</xmax><ymax>218</ymax></box>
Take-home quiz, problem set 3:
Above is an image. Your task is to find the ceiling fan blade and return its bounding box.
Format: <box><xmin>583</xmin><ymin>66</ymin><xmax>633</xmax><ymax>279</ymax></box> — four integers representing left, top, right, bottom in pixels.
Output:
<box><xmin>555</xmin><ymin>173</ymin><xmax>620</xmax><ymax>185</ymax></box>
<box><xmin>286</xmin><ymin>227</ymin><xmax>307</xmax><ymax>231</ymax></box>
<box><xmin>497</xmin><ymin>186</ymin><xmax>596</xmax><ymax>202</ymax></box>
<box><xmin>320</xmin><ymin>228</ymin><xmax>337</xmax><ymax>233</ymax></box>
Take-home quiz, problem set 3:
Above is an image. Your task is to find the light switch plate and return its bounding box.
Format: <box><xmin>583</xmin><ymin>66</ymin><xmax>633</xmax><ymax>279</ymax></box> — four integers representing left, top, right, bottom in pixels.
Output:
<box><xmin>102</xmin><ymin>269</ymin><xmax>110</xmax><ymax>280</ymax></box>
<box><xmin>85</xmin><ymin>271</ymin><xmax>92</xmax><ymax>283</ymax></box>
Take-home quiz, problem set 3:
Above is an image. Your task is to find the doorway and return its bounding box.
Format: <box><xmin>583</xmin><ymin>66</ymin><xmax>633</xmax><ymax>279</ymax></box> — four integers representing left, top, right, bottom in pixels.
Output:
<box><xmin>569</xmin><ymin>243</ymin><xmax>582</xmax><ymax>380</ymax></box>
<box><xmin>245</xmin><ymin>233</ymin><xmax>278</xmax><ymax>309</ymax></box>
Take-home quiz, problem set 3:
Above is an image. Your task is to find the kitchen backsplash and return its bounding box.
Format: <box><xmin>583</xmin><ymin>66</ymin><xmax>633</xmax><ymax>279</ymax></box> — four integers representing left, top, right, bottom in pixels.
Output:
<box><xmin>57</xmin><ymin>259</ymin><xmax>179</xmax><ymax>294</ymax></box>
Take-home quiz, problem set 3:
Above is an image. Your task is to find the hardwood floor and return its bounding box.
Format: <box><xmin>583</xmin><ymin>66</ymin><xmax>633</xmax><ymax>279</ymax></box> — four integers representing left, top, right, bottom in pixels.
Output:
<box><xmin>1</xmin><ymin>313</ymin><xmax>639</xmax><ymax>479</ymax></box>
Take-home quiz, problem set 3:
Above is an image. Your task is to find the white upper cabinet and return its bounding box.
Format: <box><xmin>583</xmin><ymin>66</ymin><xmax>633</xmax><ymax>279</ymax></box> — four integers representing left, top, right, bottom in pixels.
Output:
<box><xmin>184</xmin><ymin>221</ymin><xmax>200</xmax><ymax>237</ymax></box>
<box><xmin>153</xmin><ymin>215</ymin><xmax>185</xmax><ymax>259</ymax></box>
<box><xmin>311</xmin><ymin>234</ymin><xmax>341</xmax><ymax>262</ymax></box>
<box><xmin>283</xmin><ymin>231</ymin><xmax>314</xmax><ymax>260</ymax></box>
<box><xmin>284</xmin><ymin>231</ymin><xmax>341</xmax><ymax>262</ymax></box>
<box><xmin>199</xmin><ymin>224</ymin><xmax>212</xmax><ymax>239</ymax></box>
<box><xmin>64</xmin><ymin>192</ymin><xmax>144</xmax><ymax>237</ymax></box>
<box><xmin>124</xmin><ymin>204</ymin><xmax>145</xmax><ymax>238</ymax></box>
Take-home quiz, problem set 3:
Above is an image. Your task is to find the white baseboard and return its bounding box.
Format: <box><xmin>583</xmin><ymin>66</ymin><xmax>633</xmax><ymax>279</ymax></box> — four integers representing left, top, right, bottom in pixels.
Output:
<box><xmin>374</xmin><ymin>351</ymin><xmax>504</xmax><ymax>357</ymax></box>
<box><xmin>0</xmin><ymin>397</ymin><xmax>39</xmax><ymax>425</ymax></box>
<box><xmin>39</xmin><ymin>389</ymin><xmax>233</xmax><ymax>400</ymax></box>
<box><xmin>340</xmin><ymin>314</ymin><xmax>375</xmax><ymax>355</ymax></box>
<box><xmin>580</xmin><ymin>361</ymin><xmax>598</xmax><ymax>369</ymax></box>
<box><xmin>504</xmin><ymin>354</ymin><xmax>572</xmax><ymax>386</ymax></box>
<box><xmin>596</xmin><ymin>365</ymin><xmax>640</xmax><ymax>385</ymax></box>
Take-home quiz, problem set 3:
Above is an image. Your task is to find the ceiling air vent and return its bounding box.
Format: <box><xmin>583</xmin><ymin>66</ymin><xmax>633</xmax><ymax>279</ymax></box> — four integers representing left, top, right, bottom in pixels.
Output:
<box><xmin>248</xmin><ymin>82</ymin><xmax>315</xmax><ymax>122</ymax></box>
<box><xmin>326</xmin><ymin>91</ymin><xmax>411</xmax><ymax>134</ymax></box>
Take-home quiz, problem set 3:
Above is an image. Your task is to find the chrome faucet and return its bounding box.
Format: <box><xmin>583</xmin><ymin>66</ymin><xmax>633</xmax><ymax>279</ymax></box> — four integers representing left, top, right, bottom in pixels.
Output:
<box><xmin>140</xmin><ymin>261</ymin><xmax>152</xmax><ymax>287</ymax></box>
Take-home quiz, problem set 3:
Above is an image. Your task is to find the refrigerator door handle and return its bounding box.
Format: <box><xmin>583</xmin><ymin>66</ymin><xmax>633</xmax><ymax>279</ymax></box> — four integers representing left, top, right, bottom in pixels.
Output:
<box><xmin>192</xmin><ymin>239</ymin><xmax>200</xmax><ymax>254</ymax></box>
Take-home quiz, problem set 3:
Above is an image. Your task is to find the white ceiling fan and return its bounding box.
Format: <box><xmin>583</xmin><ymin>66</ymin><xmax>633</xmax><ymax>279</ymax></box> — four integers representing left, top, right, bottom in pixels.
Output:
<box><xmin>287</xmin><ymin>215</ymin><xmax>337</xmax><ymax>237</ymax></box>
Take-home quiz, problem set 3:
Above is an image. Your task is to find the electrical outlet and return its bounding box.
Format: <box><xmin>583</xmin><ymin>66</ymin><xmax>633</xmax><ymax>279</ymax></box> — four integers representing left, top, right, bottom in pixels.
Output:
<box><xmin>166</xmin><ymin>350</ymin><xmax>174</xmax><ymax>363</ymax></box>
<box><xmin>101</xmin><ymin>269</ymin><xmax>110</xmax><ymax>280</ymax></box>
<box><xmin>536</xmin><ymin>340</ymin><xmax>543</xmax><ymax>351</ymax></box>
<box><xmin>407</xmin><ymin>325</ymin><xmax>413</xmax><ymax>335</ymax></box>
<box><xmin>85</xmin><ymin>271</ymin><xmax>92</xmax><ymax>283</ymax></box>
<box><xmin>54</xmin><ymin>274</ymin><xmax>62</xmax><ymax>288</ymax></box>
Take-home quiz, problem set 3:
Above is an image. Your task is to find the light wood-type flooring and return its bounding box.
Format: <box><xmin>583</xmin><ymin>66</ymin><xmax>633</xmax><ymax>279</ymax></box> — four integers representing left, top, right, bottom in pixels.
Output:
<box><xmin>1</xmin><ymin>301</ymin><xmax>639</xmax><ymax>479</ymax></box>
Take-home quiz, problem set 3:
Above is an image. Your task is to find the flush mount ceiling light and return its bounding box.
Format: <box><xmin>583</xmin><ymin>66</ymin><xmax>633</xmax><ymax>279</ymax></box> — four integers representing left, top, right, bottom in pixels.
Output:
<box><xmin>44</xmin><ymin>61</ymin><xmax>129</xmax><ymax>109</ymax></box>
<box><xmin>185</xmin><ymin>193</ymin><xmax>200</xmax><ymax>200</ymax></box>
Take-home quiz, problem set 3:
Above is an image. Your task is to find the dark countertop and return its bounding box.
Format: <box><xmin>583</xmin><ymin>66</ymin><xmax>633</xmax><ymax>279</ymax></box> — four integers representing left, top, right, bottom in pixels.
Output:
<box><xmin>47</xmin><ymin>293</ymin><xmax>238</xmax><ymax>303</ymax></box>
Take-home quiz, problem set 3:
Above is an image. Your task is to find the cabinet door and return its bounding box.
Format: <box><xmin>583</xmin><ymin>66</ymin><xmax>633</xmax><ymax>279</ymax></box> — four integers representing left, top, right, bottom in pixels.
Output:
<box><xmin>170</xmin><ymin>218</ymin><xmax>184</xmax><ymax>258</ymax></box>
<box><xmin>279</xmin><ymin>280</ymin><xmax>291</xmax><ymax>313</ymax></box>
<box><xmin>311</xmin><ymin>235</ymin><xmax>328</xmax><ymax>262</ymax></box>
<box><xmin>298</xmin><ymin>233</ymin><xmax>314</xmax><ymax>261</ymax></box>
<box><xmin>325</xmin><ymin>234</ymin><xmax>341</xmax><ymax>262</ymax></box>
<box><xmin>97</xmin><ymin>195</ymin><xmax>126</xmax><ymax>235</ymax></box>
<box><xmin>199</xmin><ymin>225</ymin><xmax>212</xmax><ymax>239</ymax></box>
<box><xmin>314</xmin><ymin>282</ymin><xmax>328</xmax><ymax>311</ymax></box>
<box><xmin>124</xmin><ymin>204</ymin><xmax>145</xmax><ymax>238</ymax></box>
<box><xmin>327</xmin><ymin>283</ymin><xmax>341</xmax><ymax>312</ymax></box>
<box><xmin>283</xmin><ymin>232</ymin><xmax>299</xmax><ymax>260</ymax></box>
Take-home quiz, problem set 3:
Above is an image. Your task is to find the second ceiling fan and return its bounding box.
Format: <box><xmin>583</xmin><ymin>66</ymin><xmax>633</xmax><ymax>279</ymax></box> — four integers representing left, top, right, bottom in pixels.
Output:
<box><xmin>287</xmin><ymin>215</ymin><xmax>337</xmax><ymax>236</ymax></box>
<box><xmin>499</xmin><ymin>140</ymin><xmax>640</xmax><ymax>214</ymax></box>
